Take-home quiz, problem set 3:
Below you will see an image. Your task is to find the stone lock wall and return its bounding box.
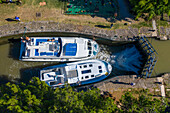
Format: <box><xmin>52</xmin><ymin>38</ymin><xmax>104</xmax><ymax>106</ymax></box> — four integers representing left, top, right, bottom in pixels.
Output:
<box><xmin>0</xmin><ymin>21</ymin><xmax>169</xmax><ymax>40</ymax></box>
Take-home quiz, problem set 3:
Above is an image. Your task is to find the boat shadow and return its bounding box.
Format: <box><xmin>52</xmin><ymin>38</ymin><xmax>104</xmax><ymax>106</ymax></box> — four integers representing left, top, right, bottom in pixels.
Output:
<box><xmin>19</xmin><ymin>67</ymin><xmax>40</xmax><ymax>84</ymax></box>
<box><xmin>8</xmin><ymin>38</ymin><xmax>21</xmax><ymax>60</ymax></box>
<box><xmin>19</xmin><ymin>63</ymin><xmax>63</xmax><ymax>83</ymax></box>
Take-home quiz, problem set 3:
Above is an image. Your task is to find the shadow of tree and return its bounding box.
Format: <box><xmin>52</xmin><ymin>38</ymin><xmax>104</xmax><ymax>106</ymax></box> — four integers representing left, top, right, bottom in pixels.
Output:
<box><xmin>109</xmin><ymin>80</ymin><xmax>130</xmax><ymax>85</ymax></box>
<box><xmin>64</xmin><ymin>0</ymin><xmax>136</xmax><ymax>24</ymax></box>
<box><xmin>8</xmin><ymin>38</ymin><xmax>21</xmax><ymax>60</ymax></box>
<box><xmin>19</xmin><ymin>67</ymin><xmax>40</xmax><ymax>84</ymax></box>
<box><xmin>19</xmin><ymin>63</ymin><xmax>60</xmax><ymax>84</ymax></box>
<box><xmin>65</xmin><ymin>0</ymin><xmax>118</xmax><ymax>20</ymax></box>
<box><xmin>95</xmin><ymin>25</ymin><xmax>110</xmax><ymax>28</ymax></box>
<box><xmin>0</xmin><ymin>75</ymin><xmax>15</xmax><ymax>85</ymax></box>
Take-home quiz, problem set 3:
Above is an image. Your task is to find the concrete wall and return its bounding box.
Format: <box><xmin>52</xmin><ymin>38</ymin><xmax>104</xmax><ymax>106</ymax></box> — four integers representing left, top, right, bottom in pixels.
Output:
<box><xmin>0</xmin><ymin>21</ymin><xmax>169</xmax><ymax>40</ymax></box>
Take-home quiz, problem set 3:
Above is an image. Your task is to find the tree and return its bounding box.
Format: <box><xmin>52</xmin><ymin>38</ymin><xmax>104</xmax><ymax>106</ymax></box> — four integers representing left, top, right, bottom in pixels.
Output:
<box><xmin>118</xmin><ymin>89</ymin><xmax>168</xmax><ymax>113</ymax></box>
<box><xmin>129</xmin><ymin>0</ymin><xmax>170</xmax><ymax>20</ymax></box>
<box><xmin>157</xmin><ymin>0</ymin><xmax>169</xmax><ymax>20</ymax></box>
<box><xmin>0</xmin><ymin>77</ymin><xmax>118</xmax><ymax>113</ymax></box>
<box><xmin>0</xmin><ymin>77</ymin><xmax>168</xmax><ymax>112</ymax></box>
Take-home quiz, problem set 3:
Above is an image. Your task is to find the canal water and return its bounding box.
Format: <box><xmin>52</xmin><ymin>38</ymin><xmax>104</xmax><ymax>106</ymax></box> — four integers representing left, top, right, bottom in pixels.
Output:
<box><xmin>0</xmin><ymin>33</ymin><xmax>168</xmax><ymax>84</ymax></box>
<box><xmin>148</xmin><ymin>38</ymin><xmax>170</xmax><ymax>76</ymax></box>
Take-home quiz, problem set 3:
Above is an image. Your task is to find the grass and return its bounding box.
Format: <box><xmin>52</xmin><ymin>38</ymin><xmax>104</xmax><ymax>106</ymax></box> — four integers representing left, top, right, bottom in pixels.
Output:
<box><xmin>112</xmin><ymin>23</ymin><xmax>128</xmax><ymax>29</ymax></box>
<box><xmin>156</xmin><ymin>20</ymin><xmax>170</xmax><ymax>27</ymax></box>
<box><xmin>21</xmin><ymin>0</ymin><xmax>63</xmax><ymax>8</ymax></box>
<box><xmin>131</xmin><ymin>21</ymin><xmax>152</xmax><ymax>28</ymax></box>
<box><xmin>0</xmin><ymin>0</ymin><xmax>111</xmax><ymax>27</ymax></box>
<box><xmin>0</xmin><ymin>0</ymin><xmax>169</xmax><ymax>30</ymax></box>
<box><xmin>110</xmin><ymin>88</ymin><xmax>162</xmax><ymax>103</ymax></box>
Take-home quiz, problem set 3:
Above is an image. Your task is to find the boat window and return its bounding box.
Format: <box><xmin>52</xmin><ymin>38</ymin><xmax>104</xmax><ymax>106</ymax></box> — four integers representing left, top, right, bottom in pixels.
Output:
<box><xmin>84</xmin><ymin>65</ymin><xmax>87</xmax><ymax>68</ymax></box>
<box><xmin>82</xmin><ymin>77</ymin><xmax>83</xmax><ymax>79</ymax></box>
<box><xmin>94</xmin><ymin>44</ymin><xmax>97</xmax><ymax>49</ymax></box>
<box><xmin>56</xmin><ymin>69</ymin><xmax>61</xmax><ymax>75</ymax></box>
<box><xmin>88</xmin><ymin>41</ymin><xmax>91</xmax><ymax>46</ymax></box>
<box><xmin>80</xmin><ymin>66</ymin><xmax>82</xmax><ymax>68</ymax></box>
<box><xmin>50</xmin><ymin>81</ymin><xmax>58</xmax><ymax>85</ymax></box>
<box><xmin>93</xmin><ymin>51</ymin><xmax>97</xmax><ymax>55</ymax></box>
<box><xmin>99</xmin><ymin>70</ymin><xmax>102</xmax><ymax>73</ymax></box>
<box><xmin>85</xmin><ymin>76</ymin><xmax>89</xmax><ymax>79</ymax></box>
<box><xmin>88</xmin><ymin>46</ymin><xmax>92</xmax><ymax>50</ymax></box>
<box><xmin>81</xmin><ymin>69</ymin><xmax>91</xmax><ymax>74</ymax></box>
<box><xmin>98</xmin><ymin>66</ymin><xmax>102</xmax><ymax>69</ymax></box>
<box><xmin>91</xmin><ymin>75</ymin><xmax>94</xmax><ymax>77</ymax></box>
<box><xmin>89</xmin><ymin>51</ymin><xmax>92</xmax><ymax>55</ymax></box>
<box><xmin>89</xmin><ymin>64</ymin><xmax>93</xmax><ymax>67</ymax></box>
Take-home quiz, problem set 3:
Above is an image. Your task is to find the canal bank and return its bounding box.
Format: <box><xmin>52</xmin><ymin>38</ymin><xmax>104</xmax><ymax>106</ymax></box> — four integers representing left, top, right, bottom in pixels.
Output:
<box><xmin>0</xmin><ymin>21</ymin><xmax>169</xmax><ymax>40</ymax></box>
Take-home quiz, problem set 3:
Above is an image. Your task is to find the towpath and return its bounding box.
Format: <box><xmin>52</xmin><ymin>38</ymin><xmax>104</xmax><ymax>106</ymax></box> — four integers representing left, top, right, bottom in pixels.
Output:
<box><xmin>78</xmin><ymin>73</ymin><xmax>170</xmax><ymax>98</ymax></box>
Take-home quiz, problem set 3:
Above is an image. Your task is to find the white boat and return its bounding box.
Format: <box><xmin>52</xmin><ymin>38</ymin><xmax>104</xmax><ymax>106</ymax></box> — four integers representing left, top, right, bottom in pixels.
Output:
<box><xmin>19</xmin><ymin>37</ymin><xmax>99</xmax><ymax>61</ymax></box>
<box><xmin>40</xmin><ymin>59</ymin><xmax>112</xmax><ymax>87</ymax></box>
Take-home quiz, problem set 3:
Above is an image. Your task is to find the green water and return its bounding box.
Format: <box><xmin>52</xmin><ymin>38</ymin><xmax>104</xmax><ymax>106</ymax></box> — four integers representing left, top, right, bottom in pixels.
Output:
<box><xmin>0</xmin><ymin>34</ymin><xmax>169</xmax><ymax>84</ymax></box>
<box><xmin>148</xmin><ymin>38</ymin><xmax>170</xmax><ymax>76</ymax></box>
<box><xmin>0</xmin><ymin>42</ymin><xmax>58</xmax><ymax>83</ymax></box>
<box><xmin>0</xmin><ymin>34</ymin><xmax>140</xmax><ymax>84</ymax></box>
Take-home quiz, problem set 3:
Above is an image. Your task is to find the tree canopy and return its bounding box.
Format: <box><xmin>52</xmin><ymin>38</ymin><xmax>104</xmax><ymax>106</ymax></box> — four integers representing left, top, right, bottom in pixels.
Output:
<box><xmin>0</xmin><ymin>77</ymin><xmax>168</xmax><ymax>113</ymax></box>
<box><xmin>118</xmin><ymin>89</ymin><xmax>168</xmax><ymax>113</ymax></box>
<box><xmin>129</xmin><ymin>0</ymin><xmax>170</xmax><ymax>20</ymax></box>
<box><xmin>0</xmin><ymin>77</ymin><xmax>118</xmax><ymax>113</ymax></box>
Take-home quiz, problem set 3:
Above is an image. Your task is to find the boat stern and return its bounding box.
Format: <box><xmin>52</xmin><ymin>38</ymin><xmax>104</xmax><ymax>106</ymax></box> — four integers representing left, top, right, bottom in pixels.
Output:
<box><xmin>89</xmin><ymin>39</ymin><xmax>99</xmax><ymax>57</ymax></box>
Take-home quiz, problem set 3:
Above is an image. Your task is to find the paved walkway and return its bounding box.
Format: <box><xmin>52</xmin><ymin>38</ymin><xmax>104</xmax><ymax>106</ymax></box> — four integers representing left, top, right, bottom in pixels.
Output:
<box><xmin>0</xmin><ymin>21</ymin><xmax>169</xmax><ymax>39</ymax></box>
<box><xmin>78</xmin><ymin>73</ymin><xmax>170</xmax><ymax>97</ymax></box>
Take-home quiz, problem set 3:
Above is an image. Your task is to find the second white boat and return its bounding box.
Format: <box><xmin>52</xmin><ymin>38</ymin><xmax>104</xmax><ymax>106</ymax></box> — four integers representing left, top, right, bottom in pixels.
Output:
<box><xmin>40</xmin><ymin>59</ymin><xmax>112</xmax><ymax>88</ymax></box>
<box><xmin>19</xmin><ymin>37</ymin><xmax>99</xmax><ymax>61</ymax></box>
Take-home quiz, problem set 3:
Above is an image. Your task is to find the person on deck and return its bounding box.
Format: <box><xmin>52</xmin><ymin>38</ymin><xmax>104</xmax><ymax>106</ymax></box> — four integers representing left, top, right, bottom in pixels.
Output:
<box><xmin>15</xmin><ymin>16</ymin><xmax>20</xmax><ymax>21</ymax></box>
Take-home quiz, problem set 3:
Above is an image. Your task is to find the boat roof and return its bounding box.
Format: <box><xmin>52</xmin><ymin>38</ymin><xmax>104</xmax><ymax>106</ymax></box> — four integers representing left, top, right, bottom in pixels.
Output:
<box><xmin>22</xmin><ymin>37</ymin><xmax>98</xmax><ymax>59</ymax></box>
<box><xmin>64</xmin><ymin>60</ymin><xmax>107</xmax><ymax>81</ymax></box>
<box><xmin>76</xmin><ymin>61</ymin><xmax>107</xmax><ymax>81</ymax></box>
<box><xmin>40</xmin><ymin>60</ymin><xmax>110</xmax><ymax>86</ymax></box>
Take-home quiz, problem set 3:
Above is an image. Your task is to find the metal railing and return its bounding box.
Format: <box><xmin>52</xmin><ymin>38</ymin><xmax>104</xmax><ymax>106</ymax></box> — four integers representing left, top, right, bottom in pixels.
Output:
<box><xmin>138</xmin><ymin>36</ymin><xmax>158</xmax><ymax>78</ymax></box>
